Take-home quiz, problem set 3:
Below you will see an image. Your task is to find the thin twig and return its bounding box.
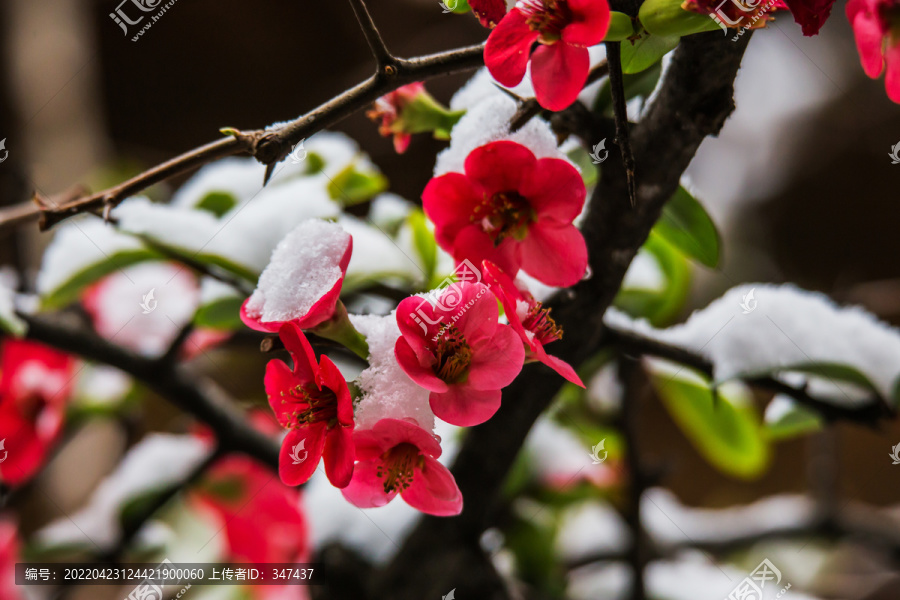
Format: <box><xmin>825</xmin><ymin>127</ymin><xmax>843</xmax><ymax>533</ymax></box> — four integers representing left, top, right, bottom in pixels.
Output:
<box><xmin>605</xmin><ymin>42</ymin><xmax>636</xmax><ymax>206</ymax></box>
<box><xmin>0</xmin><ymin>44</ymin><xmax>485</xmax><ymax>233</ymax></box>
<box><xmin>347</xmin><ymin>0</ymin><xmax>395</xmax><ymax>70</ymax></box>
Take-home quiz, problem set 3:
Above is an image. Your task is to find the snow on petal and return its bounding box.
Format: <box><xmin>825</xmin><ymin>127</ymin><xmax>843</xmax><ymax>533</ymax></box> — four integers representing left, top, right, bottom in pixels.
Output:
<box><xmin>245</xmin><ymin>219</ymin><xmax>351</xmax><ymax>326</ymax></box>
<box><xmin>434</xmin><ymin>94</ymin><xmax>572</xmax><ymax>177</ymax></box>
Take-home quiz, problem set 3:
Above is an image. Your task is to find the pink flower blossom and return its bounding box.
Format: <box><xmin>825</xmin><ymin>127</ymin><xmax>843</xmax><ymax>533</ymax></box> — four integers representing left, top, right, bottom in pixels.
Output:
<box><xmin>483</xmin><ymin>0</ymin><xmax>611</xmax><ymax>110</ymax></box>
<box><xmin>395</xmin><ymin>281</ymin><xmax>524</xmax><ymax>426</ymax></box>
<box><xmin>266</xmin><ymin>322</ymin><xmax>355</xmax><ymax>487</ymax></box>
<box><xmin>0</xmin><ymin>340</ymin><xmax>75</xmax><ymax>486</ymax></box>
<box><xmin>341</xmin><ymin>418</ymin><xmax>462</xmax><ymax>516</ymax></box>
<box><xmin>482</xmin><ymin>261</ymin><xmax>584</xmax><ymax>386</ymax></box>
<box><xmin>847</xmin><ymin>0</ymin><xmax>900</xmax><ymax>103</ymax></box>
<box><xmin>469</xmin><ymin>0</ymin><xmax>509</xmax><ymax>27</ymax></box>
<box><xmin>423</xmin><ymin>140</ymin><xmax>588</xmax><ymax>288</ymax></box>
<box><xmin>367</xmin><ymin>83</ymin><xmax>426</xmax><ymax>154</ymax></box>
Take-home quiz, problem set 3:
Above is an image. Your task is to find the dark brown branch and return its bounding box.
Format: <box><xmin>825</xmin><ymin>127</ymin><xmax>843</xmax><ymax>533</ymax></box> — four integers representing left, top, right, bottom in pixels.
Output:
<box><xmin>0</xmin><ymin>44</ymin><xmax>485</xmax><ymax>233</ymax></box>
<box><xmin>20</xmin><ymin>313</ymin><xmax>280</xmax><ymax>467</ymax></box>
<box><xmin>605</xmin><ymin>42</ymin><xmax>636</xmax><ymax>206</ymax></box>
<box><xmin>347</xmin><ymin>0</ymin><xmax>395</xmax><ymax>70</ymax></box>
<box><xmin>375</xmin><ymin>32</ymin><xmax>754</xmax><ymax>600</ymax></box>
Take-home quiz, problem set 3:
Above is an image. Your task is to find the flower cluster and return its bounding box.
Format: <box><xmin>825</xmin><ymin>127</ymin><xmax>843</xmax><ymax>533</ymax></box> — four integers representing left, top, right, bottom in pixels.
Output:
<box><xmin>249</xmin><ymin>114</ymin><xmax>588</xmax><ymax>516</ymax></box>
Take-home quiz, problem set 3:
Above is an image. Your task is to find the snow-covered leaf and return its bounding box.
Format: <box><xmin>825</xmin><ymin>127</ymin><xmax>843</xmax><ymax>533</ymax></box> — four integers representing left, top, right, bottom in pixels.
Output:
<box><xmin>764</xmin><ymin>395</ymin><xmax>823</xmax><ymax>440</ymax></box>
<box><xmin>37</xmin><ymin>219</ymin><xmax>163</xmax><ymax>310</ymax></box>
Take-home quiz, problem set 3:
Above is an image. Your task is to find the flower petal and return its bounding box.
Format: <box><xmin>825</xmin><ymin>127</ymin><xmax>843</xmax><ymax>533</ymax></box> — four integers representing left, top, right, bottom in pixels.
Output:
<box><xmin>520</xmin><ymin>157</ymin><xmax>587</xmax><ymax>224</ymax></box>
<box><xmin>452</xmin><ymin>225</ymin><xmax>522</xmax><ymax>280</ymax></box>
<box><xmin>847</xmin><ymin>0</ymin><xmax>885</xmax><ymax>78</ymax></box>
<box><xmin>531</xmin><ymin>342</ymin><xmax>585</xmax><ymax>387</ymax></box>
<box><xmin>464</xmin><ymin>141</ymin><xmax>536</xmax><ymax>196</ymax></box>
<box><xmin>467</xmin><ymin>324</ymin><xmax>525</xmax><ymax>390</ymax></box>
<box><xmin>323</xmin><ymin>425</ymin><xmax>355</xmax><ymax>488</ymax></box>
<box><xmin>484</xmin><ymin>9</ymin><xmax>540</xmax><ymax>87</ymax></box>
<box><xmin>469</xmin><ymin>0</ymin><xmax>508</xmax><ymax>27</ymax></box>
<box><xmin>563</xmin><ymin>0</ymin><xmax>611</xmax><ymax>46</ymax></box>
<box><xmin>318</xmin><ymin>355</ymin><xmax>354</xmax><ymax>425</ymax></box>
<box><xmin>279</xmin><ymin>322</ymin><xmax>319</xmax><ymax>381</ymax></box>
<box><xmin>265</xmin><ymin>358</ymin><xmax>302</xmax><ymax>425</ymax></box>
<box><xmin>429</xmin><ymin>385</ymin><xmax>502</xmax><ymax>426</ymax></box>
<box><xmin>341</xmin><ymin>459</ymin><xmax>398</xmax><ymax>508</ymax></box>
<box><xmin>531</xmin><ymin>43</ymin><xmax>590</xmax><ymax>111</ymax></box>
<box><xmin>395</xmin><ymin>336</ymin><xmax>449</xmax><ymax>393</ymax></box>
<box><xmin>884</xmin><ymin>40</ymin><xmax>900</xmax><ymax>103</ymax></box>
<box><xmin>279</xmin><ymin>426</ymin><xmax>326</xmax><ymax>486</ymax></box>
<box><xmin>402</xmin><ymin>456</ymin><xmax>463</xmax><ymax>516</ymax></box>
<box><xmin>423</xmin><ymin>173</ymin><xmax>483</xmax><ymax>250</ymax></box>
<box><xmin>519</xmin><ymin>222</ymin><xmax>588</xmax><ymax>287</ymax></box>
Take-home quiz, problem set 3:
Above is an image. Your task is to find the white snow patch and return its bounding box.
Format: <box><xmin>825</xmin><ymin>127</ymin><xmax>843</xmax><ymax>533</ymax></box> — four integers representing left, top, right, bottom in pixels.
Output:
<box><xmin>605</xmin><ymin>283</ymin><xmax>900</xmax><ymax>403</ymax></box>
<box><xmin>37</xmin><ymin>434</ymin><xmax>210</xmax><ymax>549</ymax></box>
<box><xmin>350</xmin><ymin>312</ymin><xmax>435</xmax><ymax>431</ymax></box>
<box><xmin>37</xmin><ymin>217</ymin><xmax>148</xmax><ymax>298</ymax></box>
<box><xmin>435</xmin><ymin>94</ymin><xmax>571</xmax><ymax>177</ymax></box>
<box><xmin>171</xmin><ymin>157</ymin><xmax>265</xmax><ymax>209</ymax></box>
<box><xmin>245</xmin><ymin>219</ymin><xmax>350</xmax><ymax>325</ymax></box>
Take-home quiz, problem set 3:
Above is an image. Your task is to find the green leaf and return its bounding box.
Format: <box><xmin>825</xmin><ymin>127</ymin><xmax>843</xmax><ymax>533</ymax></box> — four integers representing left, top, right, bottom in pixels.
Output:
<box><xmin>654</xmin><ymin>186</ymin><xmax>721</xmax><ymax>268</ymax></box>
<box><xmin>764</xmin><ymin>397</ymin><xmax>823</xmax><ymax>440</ymax></box>
<box><xmin>620</xmin><ymin>32</ymin><xmax>680</xmax><ymax>74</ymax></box>
<box><xmin>0</xmin><ymin>285</ymin><xmax>26</xmax><ymax>337</ymax></box>
<box><xmin>327</xmin><ymin>163</ymin><xmax>389</xmax><ymax>206</ymax></box>
<box><xmin>614</xmin><ymin>233</ymin><xmax>692</xmax><ymax>326</ymax></box>
<box><xmin>647</xmin><ymin>359</ymin><xmax>769</xmax><ymax>479</ymax></box>
<box><xmin>41</xmin><ymin>248</ymin><xmax>164</xmax><ymax>310</ymax></box>
<box><xmin>305</xmin><ymin>151</ymin><xmax>326</xmax><ymax>175</ymax></box>
<box><xmin>604</xmin><ymin>11</ymin><xmax>636</xmax><ymax>41</ymax></box>
<box><xmin>639</xmin><ymin>0</ymin><xmax>724</xmax><ymax>37</ymax></box>
<box><xmin>407</xmin><ymin>210</ymin><xmax>437</xmax><ymax>283</ymax></box>
<box><xmin>193</xmin><ymin>295</ymin><xmax>244</xmax><ymax>331</ymax></box>
<box><xmin>195</xmin><ymin>191</ymin><xmax>238</xmax><ymax>217</ymax></box>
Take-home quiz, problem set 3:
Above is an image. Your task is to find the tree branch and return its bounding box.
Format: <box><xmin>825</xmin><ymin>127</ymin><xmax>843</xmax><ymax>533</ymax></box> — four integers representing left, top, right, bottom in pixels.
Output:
<box><xmin>0</xmin><ymin>43</ymin><xmax>485</xmax><ymax>233</ymax></box>
<box><xmin>375</xmin><ymin>32</ymin><xmax>754</xmax><ymax>600</ymax></box>
<box><xmin>20</xmin><ymin>313</ymin><xmax>280</xmax><ymax>467</ymax></box>
<box><xmin>347</xmin><ymin>0</ymin><xmax>395</xmax><ymax>70</ymax></box>
<box><xmin>606</xmin><ymin>325</ymin><xmax>894</xmax><ymax>425</ymax></box>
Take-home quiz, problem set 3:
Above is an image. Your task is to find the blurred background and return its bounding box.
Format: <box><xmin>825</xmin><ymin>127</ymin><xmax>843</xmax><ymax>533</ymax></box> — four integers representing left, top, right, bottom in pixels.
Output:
<box><xmin>1</xmin><ymin>0</ymin><xmax>900</xmax><ymax>599</ymax></box>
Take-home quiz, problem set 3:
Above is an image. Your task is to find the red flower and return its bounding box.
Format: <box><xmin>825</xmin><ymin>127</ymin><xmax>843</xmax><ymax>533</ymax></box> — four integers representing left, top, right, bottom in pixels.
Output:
<box><xmin>483</xmin><ymin>0</ymin><xmax>611</xmax><ymax>110</ymax></box>
<box><xmin>847</xmin><ymin>0</ymin><xmax>900</xmax><ymax>102</ymax></box>
<box><xmin>423</xmin><ymin>140</ymin><xmax>588</xmax><ymax>288</ymax></box>
<box><xmin>241</xmin><ymin>223</ymin><xmax>353</xmax><ymax>333</ymax></box>
<box><xmin>469</xmin><ymin>0</ymin><xmax>509</xmax><ymax>27</ymax></box>
<box><xmin>482</xmin><ymin>261</ymin><xmax>584</xmax><ymax>387</ymax></box>
<box><xmin>195</xmin><ymin>456</ymin><xmax>310</xmax><ymax>563</ymax></box>
<box><xmin>265</xmin><ymin>322</ymin><xmax>355</xmax><ymax>487</ymax></box>
<box><xmin>367</xmin><ymin>83</ymin><xmax>426</xmax><ymax>154</ymax></box>
<box><xmin>341</xmin><ymin>418</ymin><xmax>462</xmax><ymax>516</ymax></box>
<box><xmin>0</xmin><ymin>339</ymin><xmax>75</xmax><ymax>486</ymax></box>
<box><xmin>395</xmin><ymin>281</ymin><xmax>524</xmax><ymax>426</ymax></box>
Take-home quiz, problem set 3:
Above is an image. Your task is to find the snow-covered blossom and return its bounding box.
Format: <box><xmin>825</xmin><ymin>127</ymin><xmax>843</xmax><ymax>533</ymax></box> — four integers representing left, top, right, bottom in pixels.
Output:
<box><xmin>395</xmin><ymin>282</ymin><xmax>524</xmax><ymax>426</ymax></box>
<box><xmin>0</xmin><ymin>340</ymin><xmax>75</xmax><ymax>485</ymax></box>
<box><xmin>424</xmin><ymin>140</ymin><xmax>588</xmax><ymax>287</ymax></box>
<box><xmin>342</xmin><ymin>418</ymin><xmax>462</xmax><ymax>516</ymax></box>
<box><xmin>242</xmin><ymin>219</ymin><xmax>353</xmax><ymax>333</ymax></box>
<box><xmin>482</xmin><ymin>0</ymin><xmax>611</xmax><ymax>110</ymax></box>
<box><xmin>483</xmin><ymin>260</ymin><xmax>584</xmax><ymax>386</ymax></box>
<box><xmin>266</xmin><ymin>322</ymin><xmax>355</xmax><ymax>487</ymax></box>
